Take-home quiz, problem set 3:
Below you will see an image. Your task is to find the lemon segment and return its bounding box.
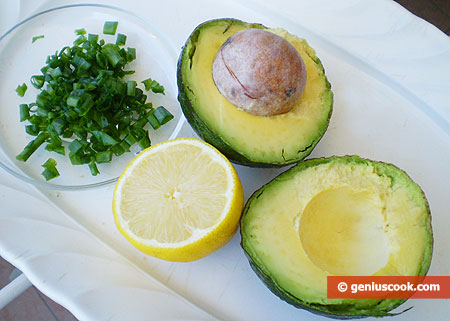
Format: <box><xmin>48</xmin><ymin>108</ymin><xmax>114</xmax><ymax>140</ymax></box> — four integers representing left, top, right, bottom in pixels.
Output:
<box><xmin>113</xmin><ymin>137</ymin><xmax>244</xmax><ymax>262</ymax></box>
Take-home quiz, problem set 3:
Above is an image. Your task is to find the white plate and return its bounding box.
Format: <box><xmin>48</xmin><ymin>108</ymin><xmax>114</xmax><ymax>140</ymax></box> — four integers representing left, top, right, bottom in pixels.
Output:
<box><xmin>0</xmin><ymin>0</ymin><xmax>449</xmax><ymax>320</ymax></box>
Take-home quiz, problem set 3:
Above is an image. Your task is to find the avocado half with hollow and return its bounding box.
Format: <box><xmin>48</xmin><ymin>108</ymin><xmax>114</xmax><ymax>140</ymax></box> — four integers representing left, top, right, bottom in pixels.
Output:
<box><xmin>241</xmin><ymin>156</ymin><xmax>433</xmax><ymax>318</ymax></box>
<box><xmin>177</xmin><ymin>18</ymin><xmax>333</xmax><ymax>167</ymax></box>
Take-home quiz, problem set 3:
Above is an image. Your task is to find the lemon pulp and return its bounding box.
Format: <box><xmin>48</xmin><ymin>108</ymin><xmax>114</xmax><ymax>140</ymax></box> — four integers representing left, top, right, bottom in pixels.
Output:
<box><xmin>113</xmin><ymin>138</ymin><xmax>244</xmax><ymax>262</ymax></box>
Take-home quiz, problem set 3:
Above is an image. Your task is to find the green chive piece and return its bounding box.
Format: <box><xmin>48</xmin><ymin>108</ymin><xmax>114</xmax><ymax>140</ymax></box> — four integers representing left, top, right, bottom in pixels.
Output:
<box><xmin>127</xmin><ymin>80</ymin><xmax>136</xmax><ymax>96</ymax></box>
<box><xmin>19</xmin><ymin>104</ymin><xmax>30</xmax><ymax>122</ymax></box>
<box><xmin>88</xmin><ymin>161</ymin><xmax>100</xmax><ymax>176</ymax></box>
<box><xmin>101</xmin><ymin>43</ymin><xmax>124</xmax><ymax>67</ymax></box>
<box><xmin>30</xmin><ymin>75</ymin><xmax>45</xmax><ymax>89</ymax></box>
<box><xmin>16</xmin><ymin>83</ymin><xmax>27</xmax><ymax>97</ymax></box>
<box><xmin>16</xmin><ymin>23</ymin><xmax>172</xmax><ymax>179</ymax></box>
<box><xmin>75</xmin><ymin>28</ymin><xmax>86</xmax><ymax>35</ymax></box>
<box><xmin>91</xmin><ymin>130</ymin><xmax>118</xmax><ymax>146</ymax></box>
<box><xmin>41</xmin><ymin>158</ymin><xmax>60</xmax><ymax>181</ymax></box>
<box><xmin>153</xmin><ymin>106</ymin><xmax>174</xmax><ymax>125</ymax></box>
<box><xmin>45</xmin><ymin>144</ymin><xmax>65</xmax><ymax>155</ymax></box>
<box><xmin>69</xmin><ymin>139</ymin><xmax>85</xmax><ymax>154</ymax></box>
<box><xmin>66</xmin><ymin>95</ymin><xmax>81</xmax><ymax>108</ymax></box>
<box><xmin>95</xmin><ymin>151</ymin><xmax>113</xmax><ymax>163</ymax></box>
<box><xmin>124</xmin><ymin>133</ymin><xmax>137</xmax><ymax>145</ymax></box>
<box><xmin>103</xmin><ymin>21</ymin><xmax>118</xmax><ymax>35</ymax></box>
<box><xmin>47</xmin><ymin>67</ymin><xmax>62</xmax><ymax>79</ymax></box>
<box><xmin>88</xmin><ymin>33</ymin><xmax>99</xmax><ymax>42</ymax></box>
<box><xmin>16</xmin><ymin>132</ymin><xmax>49</xmax><ymax>162</ymax></box>
<box><xmin>138</xmin><ymin>135</ymin><xmax>151</xmax><ymax>149</ymax></box>
<box><xmin>126</xmin><ymin>47</ymin><xmax>136</xmax><ymax>62</ymax></box>
<box><xmin>73</xmin><ymin>35</ymin><xmax>87</xmax><ymax>46</ymax></box>
<box><xmin>42</xmin><ymin>157</ymin><xmax>57</xmax><ymax>169</ymax></box>
<box><xmin>116</xmin><ymin>33</ymin><xmax>127</xmax><ymax>46</ymax></box>
<box><xmin>32</xmin><ymin>35</ymin><xmax>45</xmax><ymax>43</ymax></box>
<box><xmin>142</xmin><ymin>78</ymin><xmax>165</xmax><ymax>94</ymax></box>
<box><xmin>25</xmin><ymin>125</ymin><xmax>39</xmax><ymax>136</ymax></box>
<box><xmin>111</xmin><ymin>144</ymin><xmax>125</xmax><ymax>156</ymax></box>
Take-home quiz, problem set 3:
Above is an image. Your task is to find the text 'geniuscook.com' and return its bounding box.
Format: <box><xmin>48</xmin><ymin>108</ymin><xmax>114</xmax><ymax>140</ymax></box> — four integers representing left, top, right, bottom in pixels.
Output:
<box><xmin>327</xmin><ymin>276</ymin><xmax>450</xmax><ymax>299</ymax></box>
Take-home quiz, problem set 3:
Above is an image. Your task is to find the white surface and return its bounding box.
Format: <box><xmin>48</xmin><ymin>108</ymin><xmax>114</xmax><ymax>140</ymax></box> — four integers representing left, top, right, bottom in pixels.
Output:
<box><xmin>0</xmin><ymin>0</ymin><xmax>449</xmax><ymax>321</ymax></box>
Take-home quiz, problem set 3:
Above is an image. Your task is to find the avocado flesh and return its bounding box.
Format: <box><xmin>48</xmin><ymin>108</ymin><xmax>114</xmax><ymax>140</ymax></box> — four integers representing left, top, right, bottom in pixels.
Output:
<box><xmin>241</xmin><ymin>156</ymin><xmax>433</xmax><ymax>317</ymax></box>
<box><xmin>178</xmin><ymin>19</ymin><xmax>332</xmax><ymax>166</ymax></box>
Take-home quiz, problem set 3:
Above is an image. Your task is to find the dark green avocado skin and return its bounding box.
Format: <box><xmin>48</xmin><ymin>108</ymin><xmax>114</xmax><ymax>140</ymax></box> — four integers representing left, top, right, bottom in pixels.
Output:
<box><xmin>176</xmin><ymin>18</ymin><xmax>333</xmax><ymax>167</ymax></box>
<box><xmin>240</xmin><ymin>156</ymin><xmax>433</xmax><ymax>319</ymax></box>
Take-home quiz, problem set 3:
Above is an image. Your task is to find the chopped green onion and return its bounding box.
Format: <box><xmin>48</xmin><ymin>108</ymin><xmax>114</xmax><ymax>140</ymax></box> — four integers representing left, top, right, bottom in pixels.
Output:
<box><xmin>127</xmin><ymin>80</ymin><xmax>136</xmax><ymax>96</ymax></box>
<box><xmin>32</xmin><ymin>35</ymin><xmax>45</xmax><ymax>43</ymax></box>
<box><xmin>73</xmin><ymin>35</ymin><xmax>87</xmax><ymax>46</ymax></box>
<box><xmin>25</xmin><ymin>125</ymin><xmax>39</xmax><ymax>136</ymax></box>
<box><xmin>91</xmin><ymin>130</ymin><xmax>118</xmax><ymax>146</ymax></box>
<box><xmin>45</xmin><ymin>143</ymin><xmax>65</xmax><ymax>155</ymax></box>
<box><xmin>75</xmin><ymin>28</ymin><xmax>86</xmax><ymax>35</ymax></box>
<box><xmin>16</xmin><ymin>83</ymin><xmax>27</xmax><ymax>97</ymax></box>
<box><xmin>126</xmin><ymin>47</ymin><xmax>136</xmax><ymax>61</ymax></box>
<box><xmin>16</xmin><ymin>132</ymin><xmax>49</xmax><ymax>162</ymax></box>
<box><xmin>142</xmin><ymin>78</ymin><xmax>165</xmax><ymax>94</ymax></box>
<box><xmin>95</xmin><ymin>151</ymin><xmax>113</xmax><ymax>163</ymax></box>
<box><xmin>116</xmin><ymin>33</ymin><xmax>127</xmax><ymax>46</ymax></box>
<box><xmin>88</xmin><ymin>161</ymin><xmax>99</xmax><ymax>176</ymax></box>
<box><xmin>69</xmin><ymin>152</ymin><xmax>89</xmax><ymax>165</ymax></box>
<box><xmin>138</xmin><ymin>135</ymin><xmax>151</xmax><ymax>149</ymax></box>
<box><xmin>88</xmin><ymin>33</ymin><xmax>99</xmax><ymax>42</ymax></box>
<box><xmin>19</xmin><ymin>104</ymin><xmax>30</xmax><ymax>122</ymax></box>
<box><xmin>66</xmin><ymin>95</ymin><xmax>81</xmax><ymax>108</ymax></box>
<box><xmin>146</xmin><ymin>111</ymin><xmax>160</xmax><ymax>129</ymax></box>
<box><xmin>110</xmin><ymin>146</ymin><xmax>124</xmax><ymax>156</ymax></box>
<box><xmin>153</xmin><ymin>106</ymin><xmax>174</xmax><ymax>125</ymax></box>
<box><xmin>16</xmin><ymin>22</ymin><xmax>173</xmax><ymax>179</ymax></box>
<box><xmin>124</xmin><ymin>133</ymin><xmax>137</xmax><ymax>145</ymax></box>
<box><xmin>69</xmin><ymin>139</ymin><xmax>85</xmax><ymax>154</ymax></box>
<box><xmin>42</xmin><ymin>157</ymin><xmax>57</xmax><ymax>169</ymax></box>
<box><xmin>41</xmin><ymin>158</ymin><xmax>60</xmax><ymax>181</ymax></box>
<box><xmin>103</xmin><ymin>21</ymin><xmax>118</xmax><ymax>35</ymax></box>
<box><xmin>30</xmin><ymin>75</ymin><xmax>45</xmax><ymax>89</ymax></box>
<box><xmin>101</xmin><ymin>43</ymin><xmax>124</xmax><ymax>67</ymax></box>
<box><xmin>51</xmin><ymin>118</ymin><xmax>66</xmax><ymax>135</ymax></box>
<box><xmin>47</xmin><ymin>67</ymin><xmax>62</xmax><ymax>79</ymax></box>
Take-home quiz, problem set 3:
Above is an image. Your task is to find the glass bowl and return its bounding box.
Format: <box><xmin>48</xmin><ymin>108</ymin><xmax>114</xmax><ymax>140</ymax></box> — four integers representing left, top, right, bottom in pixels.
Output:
<box><xmin>0</xmin><ymin>4</ymin><xmax>184</xmax><ymax>190</ymax></box>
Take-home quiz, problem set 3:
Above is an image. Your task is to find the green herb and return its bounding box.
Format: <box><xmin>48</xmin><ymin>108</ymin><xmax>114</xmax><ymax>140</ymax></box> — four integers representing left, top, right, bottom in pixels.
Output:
<box><xmin>146</xmin><ymin>110</ymin><xmax>160</xmax><ymax>129</ymax></box>
<box><xmin>16</xmin><ymin>83</ymin><xmax>27</xmax><ymax>97</ymax></box>
<box><xmin>154</xmin><ymin>106</ymin><xmax>174</xmax><ymax>125</ymax></box>
<box><xmin>41</xmin><ymin>158</ymin><xmax>60</xmax><ymax>181</ymax></box>
<box><xmin>74</xmin><ymin>28</ymin><xmax>86</xmax><ymax>35</ymax></box>
<box><xmin>30</xmin><ymin>75</ymin><xmax>44</xmax><ymax>89</ymax></box>
<box><xmin>116</xmin><ymin>33</ymin><xmax>127</xmax><ymax>46</ymax></box>
<box><xmin>16</xmin><ymin>132</ymin><xmax>49</xmax><ymax>162</ymax></box>
<box><xmin>88</xmin><ymin>33</ymin><xmax>99</xmax><ymax>42</ymax></box>
<box><xmin>103</xmin><ymin>21</ymin><xmax>118</xmax><ymax>35</ymax></box>
<box><xmin>16</xmin><ymin>22</ymin><xmax>172</xmax><ymax>180</ymax></box>
<box><xmin>19</xmin><ymin>104</ymin><xmax>30</xmax><ymax>122</ymax></box>
<box><xmin>88</xmin><ymin>161</ymin><xmax>100</xmax><ymax>176</ymax></box>
<box><xmin>142</xmin><ymin>78</ymin><xmax>165</xmax><ymax>94</ymax></box>
<box><xmin>32</xmin><ymin>35</ymin><xmax>45</xmax><ymax>43</ymax></box>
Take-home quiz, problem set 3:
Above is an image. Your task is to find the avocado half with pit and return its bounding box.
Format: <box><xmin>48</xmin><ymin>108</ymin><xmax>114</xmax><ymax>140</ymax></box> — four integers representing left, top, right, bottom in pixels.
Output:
<box><xmin>177</xmin><ymin>18</ymin><xmax>333</xmax><ymax>167</ymax></box>
<box><xmin>241</xmin><ymin>156</ymin><xmax>433</xmax><ymax>318</ymax></box>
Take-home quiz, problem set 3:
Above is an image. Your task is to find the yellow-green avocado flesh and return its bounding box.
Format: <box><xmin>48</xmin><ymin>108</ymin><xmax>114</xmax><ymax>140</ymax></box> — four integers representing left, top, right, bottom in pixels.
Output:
<box><xmin>241</xmin><ymin>156</ymin><xmax>433</xmax><ymax>318</ymax></box>
<box><xmin>177</xmin><ymin>18</ymin><xmax>333</xmax><ymax>166</ymax></box>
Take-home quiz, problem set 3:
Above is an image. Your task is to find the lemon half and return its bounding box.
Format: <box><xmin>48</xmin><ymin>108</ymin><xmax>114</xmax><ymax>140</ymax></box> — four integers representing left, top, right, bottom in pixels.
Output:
<box><xmin>113</xmin><ymin>137</ymin><xmax>244</xmax><ymax>262</ymax></box>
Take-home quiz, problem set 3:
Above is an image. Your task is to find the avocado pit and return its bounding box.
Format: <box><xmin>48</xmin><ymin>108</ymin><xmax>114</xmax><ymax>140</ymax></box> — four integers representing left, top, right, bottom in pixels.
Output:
<box><xmin>212</xmin><ymin>29</ymin><xmax>307</xmax><ymax>116</ymax></box>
